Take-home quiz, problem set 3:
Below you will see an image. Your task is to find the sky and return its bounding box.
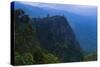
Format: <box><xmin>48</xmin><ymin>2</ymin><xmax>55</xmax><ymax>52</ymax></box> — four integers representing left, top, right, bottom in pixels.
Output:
<box><xmin>19</xmin><ymin>1</ymin><xmax>97</xmax><ymax>17</ymax></box>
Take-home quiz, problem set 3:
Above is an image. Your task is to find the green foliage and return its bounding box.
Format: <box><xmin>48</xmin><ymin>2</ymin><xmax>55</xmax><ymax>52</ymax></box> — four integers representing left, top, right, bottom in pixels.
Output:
<box><xmin>84</xmin><ymin>52</ymin><xmax>97</xmax><ymax>61</ymax></box>
<box><xmin>42</xmin><ymin>53</ymin><xmax>60</xmax><ymax>63</ymax></box>
<box><xmin>15</xmin><ymin>52</ymin><xmax>23</xmax><ymax>65</ymax></box>
<box><xmin>15</xmin><ymin>48</ymin><xmax>60</xmax><ymax>65</ymax></box>
<box><xmin>15</xmin><ymin>52</ymin><xmax>35</xmax><ymax>65</ymax></box>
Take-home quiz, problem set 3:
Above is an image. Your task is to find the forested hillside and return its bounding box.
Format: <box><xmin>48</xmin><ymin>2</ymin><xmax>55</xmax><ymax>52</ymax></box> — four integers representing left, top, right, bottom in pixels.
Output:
<box><xmin>13</xmin><ymin>9</ymin><xmax>84</xmax><ymax>65</ymax></box>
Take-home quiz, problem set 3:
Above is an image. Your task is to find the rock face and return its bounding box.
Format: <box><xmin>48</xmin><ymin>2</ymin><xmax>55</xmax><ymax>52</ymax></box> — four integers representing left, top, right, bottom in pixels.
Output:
<box><xmin>33</xmin><ymin>16</ymin><xmax>83</xmax><ymax>62</ymax></box>
<box><xmin>13</xmin><ymin>9</ymin><xmax>83</xmax><ymax>65</ymax></box>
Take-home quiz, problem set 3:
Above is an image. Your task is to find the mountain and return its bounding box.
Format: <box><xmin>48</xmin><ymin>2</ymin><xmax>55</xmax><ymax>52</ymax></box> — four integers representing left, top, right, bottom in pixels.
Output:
<box><xmin>13</xmin><ymin>1</ymin><xmax>97</xmax><ymax>53</ymax></box>
<box><xmin>13</xmin><ymin>9</ymin><xmax>61</xmax><ymax>65</ymax></box>
<box><xmin>13</xmin><ymin>8</ymin><xmax>83</xmax><ymax>65</ymax></box>
<box><xmin>34</xmin><ymin>16</ymin><xmax>83</xmax><ymax>62</ymax></box>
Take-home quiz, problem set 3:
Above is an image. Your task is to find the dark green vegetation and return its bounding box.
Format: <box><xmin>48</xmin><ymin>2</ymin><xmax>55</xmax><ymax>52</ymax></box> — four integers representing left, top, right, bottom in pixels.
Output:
<box><xmin>84</xmin><ymin>52</ymin><xmax>97</xmax><ymax>61</ymax></box>
<box><xmin>13</xmin><ymin>9</ymin><xmax>96</xmax><ymax>65</ymax></box>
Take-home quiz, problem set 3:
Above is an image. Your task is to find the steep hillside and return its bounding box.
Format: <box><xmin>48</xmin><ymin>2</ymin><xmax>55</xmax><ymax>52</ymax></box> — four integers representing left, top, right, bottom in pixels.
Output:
<box><xmin>13</xmin><ymin>1</ymin><xmax>97</xmax><ymax>53</ymax></box>
<box><xmin>33</xmin><ymin>16</ymin><xmax>83</xmax><ymax>62</ymax></box>
<box><xmin>13</xmin><ymin>9</ymin><xmax>83</xmax><ymax>65</ymax></box>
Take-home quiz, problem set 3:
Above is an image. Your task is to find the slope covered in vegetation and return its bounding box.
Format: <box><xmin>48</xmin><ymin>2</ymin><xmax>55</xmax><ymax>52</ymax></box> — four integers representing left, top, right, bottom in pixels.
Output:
<box><xmin>13</xmin><ymin>9</ymin><xmax>84</xmax><ymax>65</ymax></box>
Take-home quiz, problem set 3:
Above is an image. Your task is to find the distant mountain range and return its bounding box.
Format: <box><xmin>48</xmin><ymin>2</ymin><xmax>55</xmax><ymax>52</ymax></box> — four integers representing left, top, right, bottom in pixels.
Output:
<box><xmin>13</xmin><ymin>1</ymin><xmax>97</xmax><ymax>53</ymax></box>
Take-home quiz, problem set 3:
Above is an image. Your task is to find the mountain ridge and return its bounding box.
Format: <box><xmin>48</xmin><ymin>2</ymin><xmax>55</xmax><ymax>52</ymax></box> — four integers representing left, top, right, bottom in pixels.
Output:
<box><xmin>13</xmin><ymin>1</ymin><xmax>97</xmax><ymax>54</ymax></box>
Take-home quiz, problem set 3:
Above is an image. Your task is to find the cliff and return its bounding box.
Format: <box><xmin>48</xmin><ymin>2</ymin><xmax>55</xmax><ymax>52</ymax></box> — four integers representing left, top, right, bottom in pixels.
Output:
<box><xmin>13</xmin><ymin>9</ymin><xmax>83</xmax><ymax>65</ymax></box>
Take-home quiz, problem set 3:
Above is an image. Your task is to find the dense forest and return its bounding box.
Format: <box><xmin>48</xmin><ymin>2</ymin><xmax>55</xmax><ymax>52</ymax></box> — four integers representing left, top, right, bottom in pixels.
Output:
<box><xmin>12</xmin><ymin>9</ymin><xmax>96</xmax><ymax>65</ymax></box>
